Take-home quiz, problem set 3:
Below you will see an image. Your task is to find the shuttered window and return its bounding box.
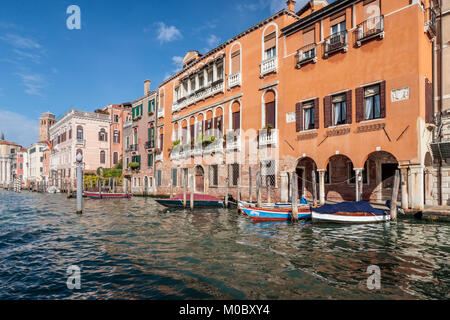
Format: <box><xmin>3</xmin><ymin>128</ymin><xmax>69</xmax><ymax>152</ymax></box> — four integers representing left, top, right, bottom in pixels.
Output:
<box><xmin>264</xmin><ymin>32</ymin><xmax>276</xmax><ymax>59</ymax></box>
<box><xmin>159</xmin><ymin>133</ymin><xmax>164</xmax><ymax>149</ymax></box>
<box><xmin>156</xmin><ymin>170</ymin><xmax>162</xmax><ymax>186</ymax></box>
<box><xmin>171</xmin><ymin>168</ymin><xmax>178</xmax><ymax>187</ymax></box>
<box><xmin>100</xmin><ymin>151</ymin><xmax>106</xmax><ymax>164</ymax></box>
<box><xmin>356</xmin><ymin>82</ymin><xmax>385</xmax><ymax>121</ymax></box>
<box><xmin>303</xmin><ymin>27</ymin><xmax>315</xmax><ymax>45</ymax></box>
<box><xmin>232</xmin><ymin>111</ymin><xmax>240</xmax><ymax>131</ymax></box>
<box><xmin>296</xmin><ymin>102</ymin><xmax>303</xmax><ymax>132</ymax></box>
<box><xmin>148</xmin><ymin>153</ymin><xmax>153</xmax><ymax>168</ymax></box>
<box><xmin>265</xmin><ymin>101</ymin><xmax>276</xmax><ymax>128</ymax></box>
<box><xmin>209</xmin><ymin>165</ymin><xmax>219</xmax><ymax>187</ymax></box>
<box><xmin>425</xmin><ymin>78</ymin><xmax>434</xmax><ymax>123</ymax></box>
<box><xmin>303</xmin><ymin>101</ymin><xmax>315</xmax><ymax>130</ymax></box>
<box><xmin>231</xmin><ymin>50</ymin><xmax>240</xmax><ymax>74</ymax></box>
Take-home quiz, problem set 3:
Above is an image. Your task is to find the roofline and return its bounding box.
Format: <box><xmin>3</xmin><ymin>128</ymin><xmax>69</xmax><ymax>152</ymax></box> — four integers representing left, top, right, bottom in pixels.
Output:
<box><xmin>282</xmin><ymin>0</ymin><xmax>356</xmax><ymax>37</ymax></box>
<box><xmin>131</xmin><ymin>90</ymin><xmax>158</xmax><ymax>105</ymax></box>
<box><xmin>158</xmin><ymin>8</ymin><xmax>300</xmax><ymax>88</ymax></box>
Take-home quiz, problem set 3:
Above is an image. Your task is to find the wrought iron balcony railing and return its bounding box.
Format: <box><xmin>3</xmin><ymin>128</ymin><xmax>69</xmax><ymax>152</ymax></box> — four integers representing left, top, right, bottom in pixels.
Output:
<box><xmin>324</xmin><ymin>31</ymin><xmax>348</xmax><ymax>58</ymax></box>
<box><xmin>424</xmin><ymin>8</ymin><xmax>437</xmax><ymax>38</ymax></box>
<box><xmin>145</xmin><ymin>141</ymin><xmax>155</xmax><ymax>149</ymax></box>
<box><xmin>356</xmin><ymin>16</ymin><xmax>384</xmax><ymax>46</ymax></box>
<box><xmin>297</xmin><ymin>43</ymin><xmax>317</xmax><ymax>68</ymax></box>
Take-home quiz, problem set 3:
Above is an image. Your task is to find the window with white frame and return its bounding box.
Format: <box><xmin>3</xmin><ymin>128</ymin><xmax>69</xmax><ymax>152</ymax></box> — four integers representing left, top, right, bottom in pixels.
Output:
<box><xmin>303</xmin><ymin>101</ymin><xmax>315</xmax><ymax>130</ymax></box>
<box><xmin>264</xmin><ymin>32</ymin><xmax>276</xmax><ymax>60</ymax></box>
<box><xmin>364</xmin><ymin>84</ymin><xmax>381</xmax><ymax>120</ymax></box>
<box><xmin>332</xmin><ymin>94</ymin><xmax>347</xmax><ymax>126</ymax></box>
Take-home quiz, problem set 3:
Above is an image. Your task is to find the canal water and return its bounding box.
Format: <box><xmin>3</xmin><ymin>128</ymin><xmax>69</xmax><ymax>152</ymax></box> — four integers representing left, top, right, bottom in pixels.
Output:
<box><xmin>0</xmin><ymin>190</ymin><xmax>448</xmax><ymax>300</ymax></box>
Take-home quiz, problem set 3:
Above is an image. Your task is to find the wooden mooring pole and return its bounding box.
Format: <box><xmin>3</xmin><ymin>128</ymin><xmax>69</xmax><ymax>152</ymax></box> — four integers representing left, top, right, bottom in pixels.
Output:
<box><xmin>256</xmin><ymin>171</ymin><xmax>262</xmax><ymax>208</ymax></box>
<box><xmin>291</xmin><ymin>172</ymin><xmax>299</xmax><ymax>222</ymax></box>
<box><xmin>190</xmin><ymin>174</ymin><xmax>194</xmax><ymax>211</ymax></box>
<box><xmin>183</xmin><ymin>170</ymin><xmax>187</xmax><ymax>208</ymax></box>
<box><xmin>249</xmin><ymin>166</ymin><xmax>252</xmax><ymax>202</ymax></box>
<box><xmin>225</xmin><ymin>178</ymin><xmax>229</xmax><ymax>208</ymax></box>
<box><xmin>390</xmin><ymin>170</ymin><xmax>400</xmax><ymax>221</ymax></box>
<box><xmin>312</xmin><ymin>170</ymin><xmax>317</xmax><ymax>206</ymax></box>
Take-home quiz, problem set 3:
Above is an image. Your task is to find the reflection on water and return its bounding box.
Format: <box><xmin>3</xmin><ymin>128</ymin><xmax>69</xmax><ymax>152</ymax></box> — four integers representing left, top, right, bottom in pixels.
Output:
<box><xmin>0</xmin><ymin>190</ymin><xmax>448</xmax><ymax>299</ymax></box>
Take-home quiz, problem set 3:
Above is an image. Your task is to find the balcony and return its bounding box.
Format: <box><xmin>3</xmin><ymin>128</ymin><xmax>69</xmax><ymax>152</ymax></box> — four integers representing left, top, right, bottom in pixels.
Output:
<box><xmin>227</xmin><ymin>72</ymin><xmax>241</xmax><ymax>89</ymax></box>
<box><xmin>172</xmin><ymin>81</ymin><xmax>225</xmax><ymax>113</ymax></box>
<box><xmin>145</xmin><ymin>141</ymin><xmax>155</xmax><ymax>149</ymax></box>
<box><xmin>260</xmin><ymin>56</ymin><xmax>277</xmax><ymax>77</ymax></box>
<box><xmin>203</xmin><ymin>139</ymin><xmax>224</xmax><ymax>154</ymax></box>
<box><xmin>75</xmin><ymin>139</ymin><xmax>85</xmax><ymax>146</ymax></box>
<box><xmin>157</xmin><ymin>107</ymin><xmax>164</xmax><ymax>118</ymax></box>
<box><xmin>324</xmin><ymin>31</ymin><xmax>348</xmax><ymax>58</ymax></box>
<box><xmin>170</xmin><ymin>147</ymin><xmax>181</xmax><ymax>160</ymax></box>
<box><xmin>130</xmin><ymin>144</ymin><xmax>139</xmax><ymax>152</ymax></box>
<box><xmin>297</xmin><ymin>43</ymin><xmax>317</xmax><ymax>68</ymax></box>
<box><xmin>193</xmin><ymin>145</ymin><xmax>203</xmax><ymax>157</ymax></box>
<box><xmin>356</xmin><ymin>16</ymin><xmax>384</xmax><ymax>47</ymax></box>
<box><xmin>259</xmin><ymin>129</ymin><xmax>278</xmax><ymax>147</ymax></box>
<box><xmin>225</xmin><ymin>132</ymin><xmax>241</xmax><ymax>151</ymax></box>
<box><xmin>155</xmin><ymin>152</ymin><xmax>163</xmax><ymax>162</ymax></box>
<box><xmin>424</xmin><ymin>8</ymin><xmax>437</xmax><ymax>38</ymax></box>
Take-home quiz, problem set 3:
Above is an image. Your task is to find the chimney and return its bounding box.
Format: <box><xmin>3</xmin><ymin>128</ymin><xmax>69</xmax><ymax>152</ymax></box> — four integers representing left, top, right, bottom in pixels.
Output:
<box><xmin>286</xmin><ymin>0</ymin><xmax>296</xmax><ymax>12</ymax></box>
<box><xmin>144</xmin><ymin>80</ymin><xmax>151</xmax><ymax>95</ymax></box>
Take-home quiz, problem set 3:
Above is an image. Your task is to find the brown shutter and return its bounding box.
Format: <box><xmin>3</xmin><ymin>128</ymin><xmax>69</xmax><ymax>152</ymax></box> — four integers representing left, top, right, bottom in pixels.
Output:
<box><xmin>330</xmin><ymin>12</ymin><xmax>346</xmax><ymax>24</ymax></box>
<box><xmin>303</xmin><ymin>28</ymin><xmax>315</xmax><ymax>46</ymax></box>
<box><xmin>425</xmin><ymin>78</ymin><xmax>434</xmax><ymax>123</ymax></box>
<box><xmin>231</xmin><ymin>50</ymin><xmax>240</xmax><ymax>74</ymax></box>
<box><xmin>264</xmin><ymin>32</ymin><xmax>276</xmax><ymax>49</ymax></box>
<box><xmin>265</xmin><ymin>102</ymin><xmax>276</xmax><ymax>128</ymax></box>
<box><xmin>324</xmin><ymin>96</ymin><xmax>332</xmax><ymax>128</ymax></box>
<box><xmin>346</xmin><ymin>90</ymin><xmax>352</xmax><ymax>124</ymax></box>
<box><xmin>314</xmin><ymin>98</ymin><xmax>320</xmax><ymax>129</ymax></box>
<box><xmin>160</xmin><ymin>134</ymin><xmax>164</xmax><ymax>149</ymax></box>
<box><xmin>232</xmin><ymin>111</ymin><xmax>240</xmax><ymax>130</ymax></box>
<box><xmin>380</xmin><ymin>80</ymin><xmax>386</xmax><ymax>118</ymax></box>
<box><xmin>296</xmin><ymin>102</ymin><xmax>303</xmax><ymax>132</ymax></box>
<box><xmin>356</xmin><ymin>87</ymin><xmax>364</xmax><ymax>122</ymax></box>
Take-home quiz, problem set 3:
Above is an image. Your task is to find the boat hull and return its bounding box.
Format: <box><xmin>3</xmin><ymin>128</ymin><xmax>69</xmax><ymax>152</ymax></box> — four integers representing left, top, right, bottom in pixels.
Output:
<box><xmin>84</xmin><ymin>192</ymin><xmax>132</xmax><ymax>199</ymax></box>
<box><xmin>311</xmin><ymin>211</ymin><xmax>390</xmax><ymax>224</ymax></box>
<box><xmin>155</xmin><ymin>199</ymin><xmax>224</xmax><ymax>208</ymax></box>
<box><xmin>241</xmin><ymin>207</ymin><xmax>311</xmax><ymax>221</ymax></box>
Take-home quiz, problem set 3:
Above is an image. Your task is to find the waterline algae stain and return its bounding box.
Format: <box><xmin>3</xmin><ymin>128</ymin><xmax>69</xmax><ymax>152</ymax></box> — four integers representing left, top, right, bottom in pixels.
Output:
<box><xmin>0</xmin><ymin>190</ymin><xmax>448</xmax><ymax>299</ymax></box>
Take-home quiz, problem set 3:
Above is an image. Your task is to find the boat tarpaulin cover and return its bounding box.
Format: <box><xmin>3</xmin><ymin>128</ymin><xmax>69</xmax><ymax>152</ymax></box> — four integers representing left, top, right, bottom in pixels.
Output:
<box><xmin>314</xmin><ymin>201</ymin><xmax>387</xmax><ymax>216</ymax></box>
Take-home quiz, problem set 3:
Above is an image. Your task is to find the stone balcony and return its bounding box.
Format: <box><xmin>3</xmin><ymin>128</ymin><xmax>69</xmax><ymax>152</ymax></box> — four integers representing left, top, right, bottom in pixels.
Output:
<box><xmin>76</xmin><ymin>139</ymin><xmax>85</xmax><ymax>147</ymax></box>
<box><xmin>172</xmin><ymin>80</ymin><xmax>225</xmax><ymax>113</ymax></box>
<box><xmin>260</xmin><ymin>56</ymin><xmax>277</xmax><ymax>77</ymax></box>
<box><xmin>259</xmin><ymin>129</ymin><xmax>278</xmax><ymax>147</ymax></box>
<box><xmin>225</xmin><ymin>135</ymin><xmax>241</xmax><ymax>151</ymax></box>
<box><xmin>227</xmin><ymin>72</ymin><xmax>241</xmax><ymax>89</ymax></box>
<box><xmin>155</xmin><ymin>152</ymin><xmax>163</xmax><ymax>162</ymax></box>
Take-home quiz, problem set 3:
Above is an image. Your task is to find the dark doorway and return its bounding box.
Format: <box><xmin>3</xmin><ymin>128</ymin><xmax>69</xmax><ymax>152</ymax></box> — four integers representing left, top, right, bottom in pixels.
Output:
<box><xmin>195</xmin><ymin>166</ymin><xmax>204</xmax><ymax>193</ymax></box>
<box><xmin>382</xmin><ymin>163</ymin><xmax>398</xmax><ymax>188</ymax></box>
<box><xmin>296</xmin><ymin>167</ymin><xmax>304</xmax><ymax>198</ymax></box>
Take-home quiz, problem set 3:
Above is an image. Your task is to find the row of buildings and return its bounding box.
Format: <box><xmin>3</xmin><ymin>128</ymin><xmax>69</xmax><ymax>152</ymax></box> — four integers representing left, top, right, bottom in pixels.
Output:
<box><xmin>2</xmin><ymin>0</ymin><xmax>448</xmax><ymax>211</ymax></box>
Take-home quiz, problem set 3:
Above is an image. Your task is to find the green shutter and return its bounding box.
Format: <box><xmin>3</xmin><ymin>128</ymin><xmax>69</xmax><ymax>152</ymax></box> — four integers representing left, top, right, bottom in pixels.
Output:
<box><xmin>132</xmin><ymin>107</ymin><xmax>135</xmax><ymax>119</ymax></box>
<box><xmin>140</xmin><ymin>104</ymin><xmax>143</xmax><ymax>116</ymax></box>
<box><xmin>148</xmin><ymin>153</ymin><xmax>153</xmax><ymax>167</ymax></box>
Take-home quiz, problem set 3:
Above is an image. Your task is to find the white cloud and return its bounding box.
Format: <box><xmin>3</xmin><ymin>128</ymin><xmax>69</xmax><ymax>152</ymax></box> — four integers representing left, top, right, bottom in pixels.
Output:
<box><xmin>206</xmin><ymin>34</ymin><xmax>220</xmax><ymax>48</ymax></box>
<box><xmin>172</xmin><ymin>56</ymin><xmax>184</xmax><ymax>72</ymax></box>
<box><xmin>155</xmin><ymin>22</ymin><xmax>182</xmax><ymax>43</ymax></box>
<box><xmin>12</xmin><ymin>49</ymin><xmax>41</xmax><ymax>63</ymax></box>
<box><xmin>0</xmin><ymin>109</ymin><xmax>39</xmax><ymax>147</ymax></box>
<box><xmin>15</xmin><ymin>73</ymin><xmax>46</xmax><ymax>96</ymax></box>
<box><xmin>0</xmin><ymin>33</ymin><xmax>41</xmax><ymax>49</ymax></box>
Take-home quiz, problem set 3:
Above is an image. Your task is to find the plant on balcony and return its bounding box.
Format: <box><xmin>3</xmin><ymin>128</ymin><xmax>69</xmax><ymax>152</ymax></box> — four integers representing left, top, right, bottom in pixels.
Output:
<box><xmin>148</xmin><ymin>111</ymin><xmax>154</xmax><ymax>116</ymax></box>
<box><xmin>133</xmin><ymin>116</ymin><xmax>142</xmax><ymax>121</ymax></box>
<box><xmin>263</xmin><ymin>124</ymin><xmax>273</xmax><ymax>132</ymax></box>
<box><xmin>167</xmin><ymin>139</ymin><xmax>180</xmax><ymax>154</ymax></box>
<box><xmin>128</xmin><ymin>162</ymin><xmax>140</xmax><ymax>171</ymax></box>
<box><xmin>154</xmin><ymin>148</ymin><xmax>161</xmax><ymax>154</ymax></box>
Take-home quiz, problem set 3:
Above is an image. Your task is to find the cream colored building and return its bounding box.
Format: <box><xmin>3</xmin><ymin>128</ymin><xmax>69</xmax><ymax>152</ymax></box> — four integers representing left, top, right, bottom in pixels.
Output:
<box><xmin>26</xmin><ymin>142</ymin><xmax>46</xmax><ymax>183</ymax></box>
<box><xmin>49</xmin><ymin>110</ymin><xmax>111</xmax><ymax>186</ymax></box>
<box><xmin>0</xmin><ymin>131</ymin><xmax>22</xmax><ymax>187</ymax></box>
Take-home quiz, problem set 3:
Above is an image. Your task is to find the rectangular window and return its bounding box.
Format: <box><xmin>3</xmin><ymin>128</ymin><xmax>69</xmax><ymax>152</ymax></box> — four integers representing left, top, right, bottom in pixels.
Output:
<box><xmin>217</xmin><ymin>63</ymin><xmax>223</xmax><ymax>80</ymax></box>
<box><xmin>148</xmin><ymin>153</ymin><xmax>153</xmax><ymax>168</ymax></box>
<box><xmin>364</xmin><ymin>85</ymin><xmax>381</xmax><ymax>120</ymax></box>
<box><xmin>231</xmin><ymin>50</ymin><xmax>240</xmax><ymax>74</ymax></box>
<box><xmin>207</xmin><ymin>68</ymin><xmax>213</xmax><ymax>84</ymax></box>
<box><xmin>114</xmin><ymin>114</ymin><xmax>119</xmax><ymax>123</ymax></box>
<box><xmin>209</xmin><ymin>165</ymin><xmax>219</xmax><ymax>187</ymax></box>
<box><xmin>261</xmin><ymin>160</ymin><xmax>276</xmax><ymax>187</ymax></box>
<box><xmin>229</xmin><ymin>164</ymin><xmax>240</xmax><ymax>187</ymax></box>
<box><xmin>332</xmin><ymin>94</ymin><xmax>347</xmax><ymax>126</ymax></box>
<box><xmin>113</xmin><ymin>130</ymin><xmax>120</xmax><ymax>143</ymax></box>
<box><xmin>156</xmin><ymin>170</ymin><xmax>162</xmax><ymax>187</ymax></box>
<box><xmin>126</xmin><ymin>136</ymin><xmax>130</xmax><ymax>149</ymax></box>
<box><xmin>303</xmin><ymin>102</ymin><xmax>315</xmax><ymax>130</ymax></box>
<box><xmin>264</xmin><ymin>32</ymin><xmax>276</xmax><ymax>59</ymax></box>
<box><xmin>171</xmin><ymin>168</ymin><xmax>178</xmax><ymax>187</ymax></box>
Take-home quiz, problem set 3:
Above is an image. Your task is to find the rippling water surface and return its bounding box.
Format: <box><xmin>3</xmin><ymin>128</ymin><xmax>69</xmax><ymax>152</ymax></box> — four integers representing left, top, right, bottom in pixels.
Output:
<box><xmin>0</xmin><ymin>190</ymin><xmax>449</xmax><ymax>299</ymax></box>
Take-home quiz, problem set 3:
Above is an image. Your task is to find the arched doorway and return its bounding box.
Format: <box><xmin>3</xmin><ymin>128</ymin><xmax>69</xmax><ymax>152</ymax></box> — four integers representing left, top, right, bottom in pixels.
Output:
<box><xmin>195</xmin><ymin>166</ymin><xmax>204</xmax><ymax>193</ymax></box>
<box><xmin>363</xmin><ymin>151</ymin><xmax>398</xmax><ymax>203</ymax></box>
<box><xmin>296</xmin><ymin>157</ymin><xmax>318</xmax><ymax>201</ymax></box>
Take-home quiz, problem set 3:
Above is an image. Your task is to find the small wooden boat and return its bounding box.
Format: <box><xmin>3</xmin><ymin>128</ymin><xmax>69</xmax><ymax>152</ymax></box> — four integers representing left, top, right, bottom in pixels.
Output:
<box><xmin>311</xmin><ymin>201</ymin><xmax>390</xmax><ymax>224</ymax></box>
<box><xmin>155</xmin><ymin>193</ymin><xmax>224</xmax><ymax>208</ymax></box>
<box><xmin>240</xmin><ymin>206</ymin><xmax>312</xmax><ymax>221</ymax></box>
<box><xmin>84</xmin><ymin>191</ymin><xmax>132</xmax><ymax>199</ymax></box>
<box><xmin>238</xmin><ymin>198</ymin><xmax>310</xmax><ymax>210</ymax></box>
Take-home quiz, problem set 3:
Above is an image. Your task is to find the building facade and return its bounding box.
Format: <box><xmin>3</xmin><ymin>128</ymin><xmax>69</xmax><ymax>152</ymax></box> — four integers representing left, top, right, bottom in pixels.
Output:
<box><xmin>0</xmin><ymin>131</ymin><xmax>23</xmax><ymax>187</ymax></box>
<box><xmin>16</xmin><ymin>147</ymin><xmax>28</xmax><ymax>183</ymax></box>
<box><xmin>122</xmin><ymin>80</ymin><xmax>159</xmax><ymax>194</ymax></box>
<box><xmin>27</xmin><ymin>142</ymin><xmax>46</xmax><ymax>184</ymax></box>
<box><xmin>101</xmin><ymin>104</ymin><xmax>130</xmax><ymax>168</ymax></box>
<box><xmin>136</xmin><ymin>0</ymin><xmax>439</xmax><ymax>211</ymax></box>
<box><xmin>49</xmin><ymin>110</ymin><xmax>111</xmax><ymax>187</ymax></box>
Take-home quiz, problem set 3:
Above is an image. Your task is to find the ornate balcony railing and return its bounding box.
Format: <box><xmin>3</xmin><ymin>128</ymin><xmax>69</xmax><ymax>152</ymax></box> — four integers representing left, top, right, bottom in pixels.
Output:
<box><xmin>203</xmin><ymin>139</ymin><xmax>224</xmax><ymax>154</ymax></box>
<box><xmin>324</xmin><ymin>31</ymin><xmax>348</xmax><ymax>58</ymax></box>
<box><xmin>157</xmin><ymin>107</ymin><xmax>164</xmax><ymax>118</ymax></box>
<box><xmin>130</xmin><ymin>144</ymin><xmax>139</xmax><ymax>152</ymax></box>
<box><xmin>227</xmin><ymin>72</ymin><xmax>241</xmax><ymax>89</ymax></box>
<box><xmin>424</xmin><ymin>8</ymin><xmax>437</xmax><ymax>38</ymax></box>
<box><xmin>172</xmin><ymin>81</ymin><xmax>225</xmax><ymax>113</ymax></box>
<box><xmin>155</xmin><ymin>152</ymin><xmax>163</xmax><ymax>162</ymax></box>
<box><xmin>76</xmin><ymin>139</ymin><xmax>85</xmax><ymax>146</ymax></box>
<box><xmin>297</xmin><ymin>43</ymin><xmax>317</xmax><ymax>68</ymax></box>
<box><xmin>145</xmin><ymin>141</ymin><xmax>155</xmax><ymax>149</ymax></box>
<box><xmin>356</xmin><ymin>16</ymin><xmax>384</xmax><ymax>46</ymax></box>
<box><xmin>260</xmin><ymin>56</ymin><xmax>277</xmax><ymax>77</ymax></box>
<box><xmin>170</xmin><ymin>147</ymin><xmax>181</xmax><ymax>160</ymax></box>
<box><xmin>259</xmin><ymin>129</ymin><xmax>278</xmax><ymax>147</ymax></box>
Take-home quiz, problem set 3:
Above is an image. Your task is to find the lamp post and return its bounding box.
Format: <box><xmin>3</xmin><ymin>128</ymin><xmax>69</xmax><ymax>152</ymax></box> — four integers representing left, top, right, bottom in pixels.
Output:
<box><xmin>76</xmin><ymin>152</ymin><xmax>83</xmax><ymax>214</ymax></box>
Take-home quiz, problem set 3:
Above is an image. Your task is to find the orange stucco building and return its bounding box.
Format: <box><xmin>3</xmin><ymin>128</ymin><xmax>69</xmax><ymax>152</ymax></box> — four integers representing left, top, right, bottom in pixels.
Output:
<box><xmin>126</xmin><ymin>0</ymin><xmax>441</xmax><ymax>210</ymax></box>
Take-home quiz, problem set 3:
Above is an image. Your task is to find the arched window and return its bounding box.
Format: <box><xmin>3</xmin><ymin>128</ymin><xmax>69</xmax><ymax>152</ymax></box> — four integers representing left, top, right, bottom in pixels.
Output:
<box><xmin>76</xmin><ymin>126</ymin><xmax>83</xmax><ymax>140</ymax></box>
<box><xmin>229</xmin><ymin>43</ymin><xmax>241</xmax><ymax>75</ymax></box>
<box><xmin>100</xmin><ymin>150</ymin><xmax>106</xmax><ymax>164</ymax></box>
<box><xmin>231</xmin><ymin>101</ymin><xmax>241</xmax><ymax>132</ymax></box>
<box><xmin>99</xmin><ymin>128</ymin><xmax>107</xmax><ymax>142</ymax></box>
<box><xmin>76</xmin><ymin>149</ymin><xmax>83</xmax><ymax>157</ymax></box>
<box><xmin>263</xmin><ymin>25</ymin><xmax>277</xmax><ymax>60</ymax></box>
<box><xmin>263</xmin><ymin>90</ymin><xmax>276</xmax><ymax>128</ymax></box>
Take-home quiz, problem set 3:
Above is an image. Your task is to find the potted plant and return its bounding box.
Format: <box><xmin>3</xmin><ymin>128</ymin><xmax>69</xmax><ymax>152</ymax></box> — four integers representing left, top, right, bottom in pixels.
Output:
<box><xmin>128</xmin><ymin>162</ymin><xmax>140</xmax><ymax>172</ymax></box>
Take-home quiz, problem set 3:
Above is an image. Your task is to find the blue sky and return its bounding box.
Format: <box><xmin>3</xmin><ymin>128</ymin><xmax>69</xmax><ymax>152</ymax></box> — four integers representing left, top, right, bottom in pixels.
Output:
<box><xmin>0</xmin><ymin>0</ymin><xmax>313</xmax><ymax>147</ymax></box>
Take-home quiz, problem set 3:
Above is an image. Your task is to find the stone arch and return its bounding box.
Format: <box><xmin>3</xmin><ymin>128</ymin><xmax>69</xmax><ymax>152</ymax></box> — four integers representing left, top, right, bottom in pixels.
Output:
<box><xmin>195</xmin><ymin>165</ymin><xmax>205</xmax><ymax>193</ymax></box>
<box><xmin>323</xmin><ymin>154</ymin><xmax>355</xmax><ymax>202</ymax></box>
<box><xmin>295</xmin><ymin>157</ymin><xmax>319</xmax><ymax>201</ymax></box>
<box><xmin>261</xmin><ymin>22</ymin><xmax>279</xmax><ymax>59</ymax></box>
